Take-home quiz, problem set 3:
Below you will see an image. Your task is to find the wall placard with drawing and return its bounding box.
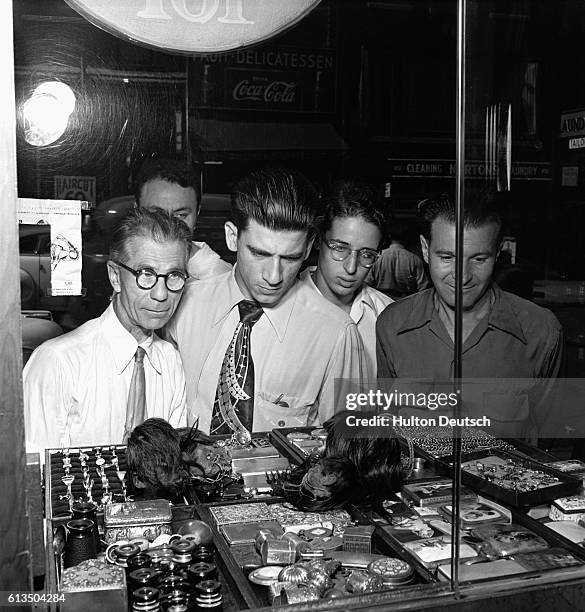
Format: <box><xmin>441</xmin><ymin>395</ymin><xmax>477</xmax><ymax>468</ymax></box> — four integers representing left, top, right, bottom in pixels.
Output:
<box><xmin>17</xmin><ymin>198</ymin><xmax>82</xmax><ymax>296</ymax></box>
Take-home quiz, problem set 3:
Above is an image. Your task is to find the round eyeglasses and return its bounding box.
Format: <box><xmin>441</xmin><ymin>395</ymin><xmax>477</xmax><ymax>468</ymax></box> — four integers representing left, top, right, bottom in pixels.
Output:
<box><xmin>114</xmin><ymin>261</ymin><xmax>188</xmax><ymax>292</ymax></box>
<box><xmin>323</xmin><ymin>239</ymin><xmax>380</xmax><ymax>269</ymax></box>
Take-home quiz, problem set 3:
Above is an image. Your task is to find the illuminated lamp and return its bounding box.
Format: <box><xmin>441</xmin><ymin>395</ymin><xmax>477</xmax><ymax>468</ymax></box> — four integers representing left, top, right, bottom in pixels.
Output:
<box><xmin>22</xmin><ymin>81</ymin><xmax>76</xmax><ymax>146</ymax></box>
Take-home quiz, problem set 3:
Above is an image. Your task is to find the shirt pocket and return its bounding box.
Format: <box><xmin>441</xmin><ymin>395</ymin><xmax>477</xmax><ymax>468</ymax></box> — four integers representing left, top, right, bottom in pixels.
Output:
<box><xmin>253</xmin><ymin>392</ymin><xmax>317</xmax><ymax>431</ymax></box>
<box><xmin>481</xmin><ymin>391</ymin><xmax>530</xmax><ymax>423</ymax></box>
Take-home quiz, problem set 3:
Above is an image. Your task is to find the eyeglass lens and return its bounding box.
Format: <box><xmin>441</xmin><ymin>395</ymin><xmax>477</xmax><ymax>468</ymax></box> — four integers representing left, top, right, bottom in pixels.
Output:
<box><xmin>136</xmin><ymin>269</ymin><xmax>185</xmax><ymax>291</ymax></box>
<box><xmin>327</xmin><ymin>242</ymin><xmax>378</xmax><ymax>268</ymax></box>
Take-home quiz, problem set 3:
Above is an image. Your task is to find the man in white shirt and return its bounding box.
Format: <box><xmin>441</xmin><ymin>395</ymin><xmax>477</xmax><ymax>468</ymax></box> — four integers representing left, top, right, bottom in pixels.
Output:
<box><xmin>299</xmin><ymin>180</ymin><xmax>392</xmax><ymax>379</ymax></box>
<box><xmin>135</xmin><ymin>157</ymin><xmax>231</xmax><ymax>280</ymax></box>
<box><xmin>167</xmin><ymin>168</ymin><xmax>364</xmax><ymax>437</ymax></box>
<box><xmin>24</xmin><ymin>208</ymin><xmax>190</xmax><ymax>454</ymax></box>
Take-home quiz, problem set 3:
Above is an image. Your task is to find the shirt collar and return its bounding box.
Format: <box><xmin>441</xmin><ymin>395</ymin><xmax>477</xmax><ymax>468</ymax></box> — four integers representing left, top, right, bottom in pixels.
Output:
<box><xmin>212</xmin><ymin>266</ymin><xmax>297</xmax><ymax>342</ymax></box>
<box><xmin>396</xmin><ymin>284</ymin><xmax>527</xmax><ymax>344</ymax></box>
<box><xmin>101</xmin><ymin>303</ymin><xmax>161</xmax><ymax>374</ymax></box>
<box><xmin>301</xmin><ymin>266</ymin><xmax>372</xmax><ymax>324</ymax></box>
<box><xmin>350</xmin><ymin>285</ymin><xmax>376</xmax><ymax>323</ymax></box>
<box><xmin>486</xmin><ymin>284</ymin><xmax>527</xmax><ymax>344</ymax></box>
<box><xmin>396</xmin><ymin>288</ymin><xmax>435</xmax><ymax>334</ymax></box>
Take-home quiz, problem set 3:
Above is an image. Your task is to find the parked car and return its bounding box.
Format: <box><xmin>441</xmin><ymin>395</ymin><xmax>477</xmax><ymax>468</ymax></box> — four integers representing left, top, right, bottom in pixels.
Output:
<box><xmin>19</xmin><ymin>224</ymin><xmax>68</xmax><ymax>311</ymax></box>
<box><xmin>92</xmin><ymin>192</ymin><xmax>235</xmax><ymax>262</ymax></box>
<box><xmin>19</xmin><ymin>224</ymin><xmax>110</xmax><ymax>326</ymax></box>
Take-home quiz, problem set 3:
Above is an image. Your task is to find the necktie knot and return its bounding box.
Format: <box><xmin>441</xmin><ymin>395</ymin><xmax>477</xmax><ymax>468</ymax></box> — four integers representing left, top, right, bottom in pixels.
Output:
<box><xmin>238</xmin><ymin>300</ymin><xmax>264</xmax><ymax>326</ymax></box>
<box><xmin>135</xmin><ymin>346</ymin><xmax>146</xmax><ymax>364</ymax></box>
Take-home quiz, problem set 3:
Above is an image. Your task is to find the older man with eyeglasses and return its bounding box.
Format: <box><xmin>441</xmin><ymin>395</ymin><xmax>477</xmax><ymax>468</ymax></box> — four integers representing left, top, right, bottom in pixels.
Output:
<box><xmin>299</xmin><ymin>180</ymin><xmax>393</xmax><ymax>379</ymax></box>
<box><xmin>24</xmin><ymin>208</ymin><xmax>190</xmax><ymax>455</ymax></box>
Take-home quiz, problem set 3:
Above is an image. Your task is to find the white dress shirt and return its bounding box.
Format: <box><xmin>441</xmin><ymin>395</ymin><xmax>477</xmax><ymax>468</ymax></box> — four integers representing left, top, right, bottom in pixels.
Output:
<box><xmin>166</xmin><ymin>269</ymin><xmax>365</xmax><ymax>433</ymax></box>
<box><xmin>188</xmin><ymin>241</ymin><xmax>232</xmax><ymax>280</ymax></box>
<box><xmin>299</xmin><ymin>267</ymin><xmax>393</xmax><ymax>380</ymax></box>
<box><xmin>24</xmin><ymin>304</ymin><xmax>187</xmax><ymax>455</ymax></box>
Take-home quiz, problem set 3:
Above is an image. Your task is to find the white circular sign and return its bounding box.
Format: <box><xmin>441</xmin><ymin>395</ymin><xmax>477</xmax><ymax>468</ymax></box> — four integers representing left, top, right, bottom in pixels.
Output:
<box><xmin>65</xmin><ymin>0</ymin><xmax>322</xmax><ymax>54</ymax></box>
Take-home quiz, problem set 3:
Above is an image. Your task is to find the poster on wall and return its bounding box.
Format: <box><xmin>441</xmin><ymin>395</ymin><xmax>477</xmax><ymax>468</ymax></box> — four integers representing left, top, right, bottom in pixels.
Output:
<box><xmin>17</xmin><ymin>198</ymin><xmax>83</xmax><ymax>296</ymax></box>
<box><xmin>54</xmin><ymin>176</ymin><xmax>96</xmax><ymax>207</ymax></box>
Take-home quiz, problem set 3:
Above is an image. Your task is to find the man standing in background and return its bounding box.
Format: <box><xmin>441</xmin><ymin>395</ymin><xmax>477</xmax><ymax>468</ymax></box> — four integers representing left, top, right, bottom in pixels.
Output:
<box><xmin>368</xmin><ymin>221</ymin><xmax>430</xmax><ymax>299</ymax></box>
<box><xmin>135</xmin><ymin>157</ymin><xmax>231</xmax><ymax>279</ymax></box>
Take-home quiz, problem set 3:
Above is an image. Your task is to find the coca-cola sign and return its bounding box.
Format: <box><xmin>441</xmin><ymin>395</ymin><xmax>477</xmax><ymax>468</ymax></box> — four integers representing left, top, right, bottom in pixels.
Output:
<box><xmin>64</xmin><ymin>0</ymin><xmax>322</xmax><ymax>54</ymax></box>
<box><xmin>233</xmin><ymin>79</ymin><xmax>297</xmax><ymax>104</ymax></box>
<box><xmin>222</xmin><ymin>69</ymin><xmax>304</xmax><ymax>111</ymax></box>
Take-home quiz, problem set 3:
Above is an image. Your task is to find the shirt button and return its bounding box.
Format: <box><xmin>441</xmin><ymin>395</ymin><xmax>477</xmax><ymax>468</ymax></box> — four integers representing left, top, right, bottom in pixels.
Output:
<box><xmin>278</xmin><ymin>420</ymin><xmax>285</xmax><ymax>427</ymax></box>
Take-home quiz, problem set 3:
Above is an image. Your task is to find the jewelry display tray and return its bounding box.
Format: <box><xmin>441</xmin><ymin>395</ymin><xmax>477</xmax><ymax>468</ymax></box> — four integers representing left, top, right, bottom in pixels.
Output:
<box><xmin>45</xmin><ymin>446</ymin><xmax>128</xmax><ymax>519</ymax></box>
<box><xmin>436</xmin><ymin>448</ymin><xmax>582</xmax><ymax>508</ymax></box>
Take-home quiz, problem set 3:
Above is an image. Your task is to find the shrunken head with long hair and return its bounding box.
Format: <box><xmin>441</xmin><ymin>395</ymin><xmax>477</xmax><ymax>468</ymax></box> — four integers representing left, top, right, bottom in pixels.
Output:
<box><xmin>279</xmin><ymin>411</ymin><xmax>404</xmax><ymax>511</ymax></box>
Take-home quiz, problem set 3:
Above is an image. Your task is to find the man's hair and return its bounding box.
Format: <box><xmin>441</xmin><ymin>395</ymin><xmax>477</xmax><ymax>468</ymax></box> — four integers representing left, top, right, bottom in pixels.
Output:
<box><xmin>418</xmin><ymin>191</ymin><xmax>504</xmax><ymax>244</ymax></box>
<box><xmin>126</xmin><ymin>418</ymin><xmax>189</xmax><ymax>498</ymax></box>
<box><xmin>109</xmin><ymin>207</ymin><xmax>192</xmax><ymax>263</ymax></box>
<box><xmin>230</xmin><ymin>168</ymin><xmax>319</xmax><ymax>236</ymax></box>
<box><xmin>134</xmin><ymin>157</ymin><xmax>201</xmax><ymax>207</ymax></box>
<box><xmin>320</xmin><ymin>180</ymin><xmax>386</xmax><ymax>239</ymax></box>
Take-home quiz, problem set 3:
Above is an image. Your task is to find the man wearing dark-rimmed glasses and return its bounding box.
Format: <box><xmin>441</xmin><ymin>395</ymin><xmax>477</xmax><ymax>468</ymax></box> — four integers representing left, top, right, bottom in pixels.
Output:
<box><xmin>300</xmin><ymin>180</ymin><xmax>392</xmax><ymax>379</ymax></box>
<box><xmin>24</xmin><ymin>208</ymin><xmax>190</xmax><ymax>455</ymax></box>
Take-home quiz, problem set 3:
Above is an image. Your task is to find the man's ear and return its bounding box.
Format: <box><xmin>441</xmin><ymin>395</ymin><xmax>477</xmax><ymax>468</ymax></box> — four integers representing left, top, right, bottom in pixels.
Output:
<box><xmin>107</xmin><ymin>260</ymin><xmax>122</xmax><ymax>293</ymax></box>
<box><xmin>303</xmin><ymin>235</ymin><xmax>316</xmax><ymax>261</ymax></box>
<box><xmin>224</xmin><ymin>221</ymin><xmax>238</xmax><ymax>253</ymax></box>
<box><xmin>420</xmin><ymin>234</ymin><xmax>430</xmax><ymax>265</ymax></box>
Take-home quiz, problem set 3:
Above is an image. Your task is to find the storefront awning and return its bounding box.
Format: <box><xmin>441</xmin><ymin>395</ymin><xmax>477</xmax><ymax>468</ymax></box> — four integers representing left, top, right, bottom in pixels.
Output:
<box><xmin>192</xmin><ymin>120</ymin><xmax>349</xmax><ymax>154</ymax></box>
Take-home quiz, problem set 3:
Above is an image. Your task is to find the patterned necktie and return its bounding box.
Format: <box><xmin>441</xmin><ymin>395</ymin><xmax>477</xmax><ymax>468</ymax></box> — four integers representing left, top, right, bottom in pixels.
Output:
<box><xmin>211</xmin><ymin>300</ymin><xmax>264</xmax><ymax>436</ymax></box>
<box><xmin>123</xmin><ymin>346</ymin><xmax>147</xmax><ymax>441</ymax></box>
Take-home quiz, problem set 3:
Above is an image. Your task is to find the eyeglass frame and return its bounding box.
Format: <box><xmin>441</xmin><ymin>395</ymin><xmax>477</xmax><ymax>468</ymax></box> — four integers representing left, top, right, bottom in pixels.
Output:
<box><xmin>321</xmin><ymin>238</ymin><xmax>380</xmax><ymax>269</ymax></box>
<box><xmin>113</xmin><ymin>260</ymin><xmax>188</xmax><ymax>292</ymax></box>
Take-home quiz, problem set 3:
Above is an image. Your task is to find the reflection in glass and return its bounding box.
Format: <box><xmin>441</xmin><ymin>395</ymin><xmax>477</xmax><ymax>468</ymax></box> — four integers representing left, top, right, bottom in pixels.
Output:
<box><xmin>22</xmin><ymin>81</ymin><xmax>75</xmax><ymax>146</ymax></box>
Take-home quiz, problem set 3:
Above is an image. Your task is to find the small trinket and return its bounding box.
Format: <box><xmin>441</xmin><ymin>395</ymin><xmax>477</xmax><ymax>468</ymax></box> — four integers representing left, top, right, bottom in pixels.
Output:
<box><xmin>282</xmin><ymin>584</ymin><xmax>320</xmax><ymax>604</ymax></box>
<box><xmin>305</xmin><ymin>568</ymin><xmax>333</xmax><ymax>594</ymax></box>
<box><xmin>261</xmin><ymin>538</ymin><xmax>296</xmax><ymax>566</ymax></box>
<box><xmin>278</xmin><ymin>564</ymin><xmax>310</xmax><ymax>584</ymax></box>
<box><xmin>367</xmin><ymin>557</ymin><xmax>414</xmax><ymax>585</ymax></box>
<box><xmin>255</xmin><ymin>528</ymin><xmax>280</xmax><ymax>553</ymax></box>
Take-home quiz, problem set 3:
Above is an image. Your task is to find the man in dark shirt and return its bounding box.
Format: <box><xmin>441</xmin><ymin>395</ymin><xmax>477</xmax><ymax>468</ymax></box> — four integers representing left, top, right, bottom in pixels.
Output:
<box><xmin>376</xmin><ymin>193</ymin><xmax>562</xmax><ymax>439</ymax></box>
<box><xmin>368</xmin><ymin>222</ymin><xmax>431</xmax><ymax>299</ymax></box>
